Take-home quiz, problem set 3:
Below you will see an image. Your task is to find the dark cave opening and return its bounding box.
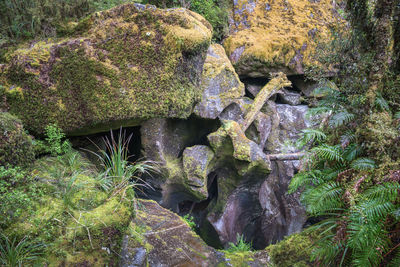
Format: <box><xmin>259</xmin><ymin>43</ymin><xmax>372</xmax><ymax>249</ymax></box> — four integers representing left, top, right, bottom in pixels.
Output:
<box><xmin>70</xmin><ymin>125</ymin><xmax>143</xmax><ymax>165</ymax></box>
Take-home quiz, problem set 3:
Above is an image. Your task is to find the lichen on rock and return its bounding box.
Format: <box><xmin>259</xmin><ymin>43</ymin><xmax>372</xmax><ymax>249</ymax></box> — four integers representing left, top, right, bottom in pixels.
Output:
<box><xmin>194</xmin><ymin>44</ymin><xmax>245</xmax><ymax>119</ymax></box>
<box><xmin>1</xmin><ymin>3</ymin><xmax>212</xmax><ymax>135</ymax></box>
<box><xmin>224</xmin><ymin>0</ymin><xmax>342</xmax><ymax>76</ymax></box>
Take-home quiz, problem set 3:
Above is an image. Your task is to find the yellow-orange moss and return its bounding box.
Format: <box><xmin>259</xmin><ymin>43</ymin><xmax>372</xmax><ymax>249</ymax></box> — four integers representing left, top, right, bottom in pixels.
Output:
<box><xmin>224</xmin><ymin>0</ymin><xmax>343</xmax><ymax>75</ymax></box>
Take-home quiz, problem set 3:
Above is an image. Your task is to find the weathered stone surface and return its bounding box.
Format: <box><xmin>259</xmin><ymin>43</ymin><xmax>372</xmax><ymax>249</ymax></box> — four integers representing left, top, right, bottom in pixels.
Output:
<box><xmin>140</xmin><ymin>117</ymin><xmax>219</xmax><ymax>208</ymax></box>
<box><xmin>120</xmin><ymin>199</ymin><xmax>271</xmax><ymax>266</ymax></box>
<box><xmin>224</xmin><ymin>0</ymin><xmax>340</xmax><ymax>77</ymax></box>
<box><xmin>246</xmin><ymin>83</ymin><xmax>263</xmax><ymax>98</ymax></box>
<box><xmin>258</xmin><ymin>161</ymin><xmax>307</xmax><ymax>245</ymax></box>
<box><xmin>218</xmin><ymin>97</ymin><xmax>252</xmax><ymax>124</ymax></box>
<box><xmin>194</xmin><ymin>44</ymin><xmax>245</xmax><ymax>119</ymax></box>
<box><xmin>207</xmin><ymin>180</ymin><xmax>264</xmax><ymax>248</ymax></box>
<box><xmin>121</xmin><ymin>199</ymin><xmax>219</xmax><ymax>267</ymax></box>
<box><xmin>0</xmin><ymin>4</ymin><xmax>212</xmax><ymax>135</ymax></box>
<box><xmin>264</xmin><ymin>103</ymin><xmax>311</xmax><ymax>153</ymax></box>
<box><xmin>208</xmin><ymin>120</ymin><xmax>271</xmax><ymax>176</ymax></box>
<box><xmin>246</xmin><ymin>112</ymin><xmax>272</xmax><ymax>149</ymax></box>
<box><xmin>182</xmin><ymin>145</ymin><xmax>215</xmax><ymax>199</ymax></box>
<box><xmin>277</xmin><ymin>88</ymin><xmax>301</xmax><ymax>106</ymax></box>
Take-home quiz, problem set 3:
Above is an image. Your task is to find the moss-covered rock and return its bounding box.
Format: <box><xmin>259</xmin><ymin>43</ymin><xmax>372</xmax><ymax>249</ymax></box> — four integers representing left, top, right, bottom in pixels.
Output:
<box><xmin>194</xmin><ymin>44</ymin><xmax>245</xmax><ymax>119</ymax></box>
<box><xmin>182</xmin><ymin>145</ymin><xmax>215</xmax><ymax>199</ymax></box>
<box><xmin>265</xmin><ymin>231</ymin><xmax>316</xmax><ymax>267</ymax></box>
<box><xmin>1</xmin><ymin>4</ymin><xmax>212</xmax><ymax>135</ymax></box>
<box><xmin>121</xmin><ymin>199</ymin><xmax>220</xmax><ymax>266</ymax></box>
<box><xmin>0</xmin><ymin>112</ymin><xmax>34</xmax><ymax>167</ymax></box>
<box><xmin>224</xmin><ymin>0</ymin><xmax>341</xmax><ymax>76</ymax></box>
<box><xmin>5</xmin><ymin>152</ymin><xmax>133</xmax><ymax>266</ymax></box>
<box><xmin>208</xmin><ymin>120</ymin><xmax>271</xmax><ymax>176</ymax></box>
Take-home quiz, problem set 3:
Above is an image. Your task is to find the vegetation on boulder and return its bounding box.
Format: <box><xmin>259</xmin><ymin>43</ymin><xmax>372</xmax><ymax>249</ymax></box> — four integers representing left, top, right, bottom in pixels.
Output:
<box><xmin>0</xmin><ymin>3</ymin><xmax>212</xmax><ymax>135</ymax></box>
<box><xmin>224</xmin><ymin>0</ymin><xmax>343</xmax><ymax>76</ymax></box>
<box><xmin>0</xmin><ymin>112</ymin><xmax>34</xmax><ymax>167</ymax></box>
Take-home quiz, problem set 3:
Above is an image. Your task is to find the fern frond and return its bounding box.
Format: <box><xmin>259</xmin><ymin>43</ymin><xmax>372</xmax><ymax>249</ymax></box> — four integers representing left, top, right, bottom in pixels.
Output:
<box><xmin>394</xmin><ymin>111</ymin><xmax>400</xmax><ymax>120</ymax></box>
<box><xmin>312</xmin><ymin>238</ymin><xmax>343</xmax><ymax>266</ymax></box>
<box><xmin>387</xmin><ymin>248</ymin><xmax>400</xmax><ymax>267</ymax></box>
<box><xmin>296</xmin><ymin>129</ymin><xmax>327</xmax><ymax>148</ymax></box>
<box><xmin>351</xmin><ymin>158</ymin><xmax>375</xmax><ymax>170</ymax></box>
<box><xmin>289</xmin><ymin>170</ymin><xmax>324</xmax><ymax>193</ymax></box>
<box><xmin>329</xmin><ymin>110</ymin><xmax>355</xmax><ymax>128</ymax></box>
<box><xmin>362</xmin><ymin>182</ymin><xmax>400</xmax><ymax>203</ymax></box>
<box><xmin>375</xmin><ymin>92</ymin><xmax>390</xmax><ymax>111</ymax></box>
<box><xmin>311</xmin><ymin>144</ymin><xmax>344</xmax><ymax>162</ymax></box>
<box><xmin>306</xmin><ymin>106</ymin><xmax>332</xmax><ymax>119</ymax></box>
<box><xmin>340</xmin><ymin>130</ymin><xmax>356</xmax><ymax>145</ymax></box>
<box><xmin>304</xmin><ymin>181</ymin><xmax>344</xmax><ymax>215</ymax></box>
<box><xmin>343</xmin><ymin>143</ymin><xmax>362</xmax><ymax>162</ymax></box>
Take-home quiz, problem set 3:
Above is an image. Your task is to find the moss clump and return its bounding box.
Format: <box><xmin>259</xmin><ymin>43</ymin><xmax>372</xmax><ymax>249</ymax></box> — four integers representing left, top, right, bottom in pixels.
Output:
<box><xmin>5</xmin><ymin>151</ymin><xmax>134</xmax><ymax>266</ymax></box>
<box><xmin>265</xmin><ymin>231</ymin><xmax>315</xmax><ymax>267</ymax></box>
<box><xmin>224</xmin><ymin>0</ymin><xmax>342</xmax><ymax>76</ymax></box>
<box><xmin>2</xmin><ymin>4</ymin><xmax>212</xmax><ymax>135</ymax></box>
<box><xmin>0</xmin><ymin>112</ymin><xmax>34</xmax><ymax>167</ymax></box>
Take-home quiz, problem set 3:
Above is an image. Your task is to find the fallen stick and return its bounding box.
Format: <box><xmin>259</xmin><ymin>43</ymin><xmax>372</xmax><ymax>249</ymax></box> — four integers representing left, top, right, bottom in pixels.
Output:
<box><xmin>242</xmin><ymin>72</ymin><xmax>291</xmax><ymax>131</ymax></box>
<box><xmin>267</xmin><ymin>152</ymin><xmax>305</xmax><ymax>161</ymax></box>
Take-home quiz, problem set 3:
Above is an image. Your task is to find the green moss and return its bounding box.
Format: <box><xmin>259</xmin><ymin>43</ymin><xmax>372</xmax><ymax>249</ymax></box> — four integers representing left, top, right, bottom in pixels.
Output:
<box><xmin>0</xmin><ymin>112</ymin><xmax>35</xmax><ymax>167</ymax></box>
<box><xmin>220</xmin><ymin>251</ymin><xmax>254</xmax><ymax>267</ymax></box>
<box><xmin>3</xmin><ymin>4</ymin><xmax>212</xmax><ymax>135</ymax></box>
<box><xmin>224</xmin><ymin>0</ymin><xmax>341</xmax><ymax>74</ymax></box>
<box><xmin>5</xmin><ymin>151</ymin><xmax>134</xmax><ymax>266</ymax></box>
<box><xmin>265</xmin><ymin>231</ymin><xmax>315</xmax><ymax>267</ymax></box>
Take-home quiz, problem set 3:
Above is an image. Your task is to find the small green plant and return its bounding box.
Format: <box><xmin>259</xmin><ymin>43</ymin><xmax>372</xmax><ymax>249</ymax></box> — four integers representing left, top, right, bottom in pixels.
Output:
<box><xmin>182</xmin><ymin>214</ymin><xmax>196</xmax><ymax>230</ymax></box>
<box><xmin>0</xmin><ymin>234</ymin><xmax>44</xmax><ymax>267</ymax></box>
<box><xmin>88</xmin><ymin>128</ymin><xmax>158</xmax><ymax>204</ymax></box>
<box><xmin>0</xmin><ymin>166</ymin><xmax>31</xmax><ymax>228</ymax></box>
<box><xmin>226</xmin><ymin>234</ymin><xmax>252</xmax><ymax>253</ymax></box>
<box><xmin>44</xmin><ymin>124</ymin><xmax>72</xmax><ymax>156</ymax></box>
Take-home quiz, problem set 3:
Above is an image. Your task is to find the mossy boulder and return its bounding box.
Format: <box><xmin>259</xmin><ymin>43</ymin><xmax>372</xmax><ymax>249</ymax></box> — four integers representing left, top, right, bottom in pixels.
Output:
<box><xmin>208</xmin><ymin>120</ymin><xmax>271</xmax><ymax>176</ymax></box>
<box><xmin>194</xmin><ymin>44</ymin><xmax>245</xmax><ymax>119</ymax></box>
<box><xmin>265</xmin><ymin>231</ymin><xmax>316</xmax><ymax>267</ymax></box>
<box><xmin>0</xmin><ymin>112</ymin><xmax>34</xmax><ymax>167</ymax></box>
<box><xmin>121</xmin><ymin>199</ymin><xmax>220</xmax><ymax>266</ymax></box>
<box><xmin>1</xmin><ymin>4</ymin><xmax>212</xmax><ymax>135</ymax></box>
<box><xmin>224</xmin><ymin>0</ymin><xmax>341</xmax><ymax>76</ymax></box>
<box><xmin>5</xmin><ymin>152</ymin><xmax>133</xmax><ymax>266</ymax></box>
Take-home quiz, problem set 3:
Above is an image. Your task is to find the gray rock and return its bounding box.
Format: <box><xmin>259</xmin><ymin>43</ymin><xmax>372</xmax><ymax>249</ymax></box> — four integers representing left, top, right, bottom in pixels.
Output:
<box><xmin>291</xmin><ymin>76</ymin><xmax>319</xmax><ymax>98</ymax></box>
<box><xmin>194</xmin><ymin>44</ymin><xmax>245</xmax><ymax>119</ymax></box>
<box><xmin>140</xmin><ymin>117</ymin><xmax>219</xmax><ymax>209</ymax></box>
<box><xmin>218</xmin><ymin>97</ymin><xmax>253</xmax><ymax>124</ymax></box>
<box><xmin>182</xmin><ymin>145</ymin><xmax>215</xmax><ymax>199</ymax></box>
<box><xmin>258</xmin><ymin>160</ymin><xmax>307</xmax><ymax>244</ymax></box>
<box><xmin>277</xmin><ymin>88</ymin><xmax>302</xmax><ymax>105</ymax></box>
<box><xmin>246</xmin><ymin>83</ymin><xmax>263</xmax><ymax>98</ymax></box>
<box><xmin>264</xmin><ymin>103</ymin><xmax>311</xmax><ymax>153</ymax></box>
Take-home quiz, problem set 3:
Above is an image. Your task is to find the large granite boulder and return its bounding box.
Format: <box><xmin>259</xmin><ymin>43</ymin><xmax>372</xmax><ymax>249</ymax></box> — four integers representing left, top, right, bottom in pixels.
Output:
<box><xmin>0</xmin><ymin>4</ymin><xmax>212</xmax><ymax>135</ymax></box>
<box><xmin>194</xmin><ymin>44</ymin><xmax>245</xmax><ymax>119</ymax></box>
<box><xmin>224</xmin><ymin>0</ymin><xmax>340</xmax><ymax>77</ymax></box>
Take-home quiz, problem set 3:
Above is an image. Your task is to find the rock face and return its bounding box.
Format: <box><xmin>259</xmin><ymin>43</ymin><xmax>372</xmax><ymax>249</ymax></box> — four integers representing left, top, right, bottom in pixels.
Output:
<box><xmin>194</xmin><ymin>44</ymin><xmax>245</xmax><ymax>119</ymax></box>
<box><xmin>120</xmin><ymin>199</ymin><xmax>270</xmax><ymax>266</ymax></box>
<box><xmin>0</xmin><ymin>4</ymin><xmax>212</xmax><ymax>135</ymax></box>
<box><xmin>224</xmin><ymin>0</ymin><xmax>340</xmax><ymax>77</ymax></box>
